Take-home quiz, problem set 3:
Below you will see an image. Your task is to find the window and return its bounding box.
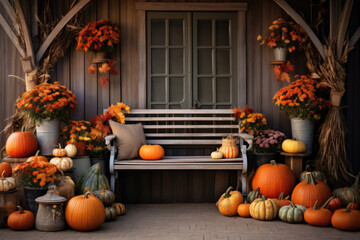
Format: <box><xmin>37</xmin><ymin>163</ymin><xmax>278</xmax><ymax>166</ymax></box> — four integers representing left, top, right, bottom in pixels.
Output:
<box><xmin>136</xmin><ymin>3</ymin><xmax>247</xmax><ymax>109</ymax></box>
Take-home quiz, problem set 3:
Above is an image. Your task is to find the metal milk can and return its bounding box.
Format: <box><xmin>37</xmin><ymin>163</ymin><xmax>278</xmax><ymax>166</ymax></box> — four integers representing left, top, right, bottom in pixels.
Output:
<box><xmin>35</xmin><ymin>184</ymin><xmax>67</xmax><ymax>231</ymax></box>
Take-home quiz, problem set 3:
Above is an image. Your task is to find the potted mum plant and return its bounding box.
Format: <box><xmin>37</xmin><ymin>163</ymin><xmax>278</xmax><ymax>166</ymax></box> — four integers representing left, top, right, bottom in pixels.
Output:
<box><xmin>233</xmin><ymin>105</ymin><xmax>267</xmax><ymax>135</ymax></box>
<box><xmin>16</xmin><ymin>82</ymin><xmax>77</xmax><ymax>155</ymax></box>
<box><xmin>13</xmin><ymin>160</ymin><xmax>61</xmax><ymax>216</ymax></box>
<box><xmin>273</xmin><ymin>75</ymin><xmax>331</xmax><ymax>153</ymax></box>
<box><xmin>257</xmin><ymin>18</ymin><xmax>307</xmax><ymax>61</ymax></box>
<box><xmin>251</xmin><ymin>129</ymin><xmax>287</xmax><ymax>167</ymax></box>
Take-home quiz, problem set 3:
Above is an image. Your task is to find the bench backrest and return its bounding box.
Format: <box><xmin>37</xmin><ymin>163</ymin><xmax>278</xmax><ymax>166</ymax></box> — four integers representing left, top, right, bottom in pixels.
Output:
<box><xmin>124</xmin><ymin>109</ymin><xmax>240</xmax><ymax>146</ymax></box>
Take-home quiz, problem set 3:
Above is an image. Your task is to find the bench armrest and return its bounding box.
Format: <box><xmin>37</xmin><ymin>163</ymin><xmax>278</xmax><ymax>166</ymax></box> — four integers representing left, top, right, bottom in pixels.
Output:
<box><xmin>105</xmin><ymin>134</ymin><xmax>116</xmax><ymax>147</ymax></box>
<box><xmin>239</xmin><ymin>133</ymin><xmax>254</xmax><ymax>151</ymax></box>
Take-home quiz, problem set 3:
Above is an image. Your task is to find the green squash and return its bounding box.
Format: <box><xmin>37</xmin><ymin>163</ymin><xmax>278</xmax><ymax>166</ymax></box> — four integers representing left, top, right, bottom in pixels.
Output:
<box><xmin>333</xmin><ymin>186</ymin><xmax>360</xmax><ymax>207</ymax></box>
<box><xmin>300</xmin><ymin>165</ymin><xmax>327</xmax><ymax>184</ymax></box>
<box><xmin>93</xmin><ymin>189</ymin><xmax>115</xmax><ymax>206</ymax></box>
<box><xmin>279</xmin><ymin>201</ymin><xmax>304</xmax><ymax>223</ymax></box>
<box><xmin>105</xmin><ymin>206</ymin><xmax>117</xmax><ymax>222</ymax></box>
<box><xmin>75</xmin><ymin>163</ymin><xmax>110</xmax><ymax>194</ymax></box>
<box><xmin>247</xmin><ymin>187</ymin><xmax>261</xmax><ymax>203</ymax></box>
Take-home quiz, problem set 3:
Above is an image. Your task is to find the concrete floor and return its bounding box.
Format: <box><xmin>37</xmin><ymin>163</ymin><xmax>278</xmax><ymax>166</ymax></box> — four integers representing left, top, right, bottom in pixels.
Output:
<box><xmin>1</xmin><ymin>204</ymin><xmax>360</xmax><ymax>240</ymax></box>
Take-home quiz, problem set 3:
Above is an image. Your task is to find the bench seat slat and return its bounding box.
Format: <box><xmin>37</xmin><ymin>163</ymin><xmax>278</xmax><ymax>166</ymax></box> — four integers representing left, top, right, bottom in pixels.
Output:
<box><xmin>143</xmin><ymin>125</ymin><xmax>238</xmax><ymax>129</ymax></box>
<box><xmin>130</xmin><ymin>109</ymin><xmax>234</xmax><ymax>114</ymax></box>
<box><xmin>115</xmin><ymin>156</ymin><xmax>243</xmax><ymax>164</ymax></box>
<box><xmin>146</xmin><ymin>139</ymin><xmax>228</xmax><ymax>145</ymax></box>
<box><xmin>114</xmin><ymin>164</ymin><xmax>243</xmax><ymax>170</ymax></box>
<box><xmin>126</xmin><ymin>117</ymin><xmax>235</xmax><ymax>121</ymax></box>
<box><xmin>145</xmin><ymin>133</ymin><xmax>236</xmax><ymax>138</ymax></box>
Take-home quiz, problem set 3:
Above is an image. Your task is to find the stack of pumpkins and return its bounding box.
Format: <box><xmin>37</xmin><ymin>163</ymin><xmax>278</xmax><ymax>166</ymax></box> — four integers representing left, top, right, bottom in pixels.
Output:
<box><xmin>217</xmin><ymin>160</ymin><xmax>360</xmax><ymax>231</ymax></box>
<box><xmin>64</xmin><ymin>163</ymin><xmax>125</xmax><ymax>231</ymax></box>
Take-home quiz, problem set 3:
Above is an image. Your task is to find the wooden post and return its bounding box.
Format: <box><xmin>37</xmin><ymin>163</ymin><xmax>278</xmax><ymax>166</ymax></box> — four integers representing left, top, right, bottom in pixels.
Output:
<box><xmin>281</xmin><ymin>152</ymin><xmax>311</xmax><ymax>181</ymax></box>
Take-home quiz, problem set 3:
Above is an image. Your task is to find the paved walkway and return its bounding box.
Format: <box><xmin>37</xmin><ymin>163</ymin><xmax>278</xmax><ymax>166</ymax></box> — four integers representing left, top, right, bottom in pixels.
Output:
<box><xmin>1</xmin><ymin>204</ymin><xmax>360</xmax><ymax>240</ymax></box>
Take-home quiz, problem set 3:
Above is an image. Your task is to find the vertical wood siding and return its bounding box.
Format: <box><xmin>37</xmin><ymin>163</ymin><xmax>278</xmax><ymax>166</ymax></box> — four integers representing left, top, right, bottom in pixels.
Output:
<box><xmin>1</xmin><ymin>0</ymin><xmax>359</xmax><ymax>202</ymax></box>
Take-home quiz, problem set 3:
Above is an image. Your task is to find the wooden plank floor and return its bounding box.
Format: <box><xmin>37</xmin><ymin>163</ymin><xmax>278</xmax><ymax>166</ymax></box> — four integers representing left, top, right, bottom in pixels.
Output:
<box><xmin>2</xmin><ymin>204</ymin><xmax>360</xmax><ymax>239</ymax></box>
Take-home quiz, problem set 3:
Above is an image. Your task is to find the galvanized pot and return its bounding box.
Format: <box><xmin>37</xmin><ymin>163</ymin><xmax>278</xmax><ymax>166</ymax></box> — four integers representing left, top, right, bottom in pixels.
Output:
<box><xmin>290</xmin><ymin>118</ymin><xmax>314</xmax><ymax>154</ymax></box>
<box><xmin>36</xmin><ymin>119</ymin><xmax>60</xmax><ymax>156</ymax></box>
<box><xmin>273</xmin><ymin>47</ymin><xmax>287</xmax><ymax>61</ymax></box>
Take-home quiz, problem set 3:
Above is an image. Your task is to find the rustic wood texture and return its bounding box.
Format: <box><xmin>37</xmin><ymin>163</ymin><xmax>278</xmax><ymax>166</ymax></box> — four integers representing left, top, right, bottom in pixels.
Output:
<box><xmin>2</xmin><ymin>0</ymin><xmax>358</xmax><ymax>202</ymax></box>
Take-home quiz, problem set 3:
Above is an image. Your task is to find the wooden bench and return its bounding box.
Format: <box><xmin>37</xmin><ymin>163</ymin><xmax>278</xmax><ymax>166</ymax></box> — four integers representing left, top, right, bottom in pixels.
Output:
<box><xmin>105</xmin><ymin>109</ymin><xmax>253</xmax><ymax>196</ymax></box>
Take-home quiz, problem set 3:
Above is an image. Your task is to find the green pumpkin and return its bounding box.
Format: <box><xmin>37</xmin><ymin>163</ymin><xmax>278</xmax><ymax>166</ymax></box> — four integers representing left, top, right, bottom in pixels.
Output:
<box><xmin>247</xmin><ymin>187</ymin><xmax>261</xmax><ymax>203</ymax></box>
<box><xmin>75</xmin><ymin>163</ymin><xmax>110</xmax><ymax>194</ymax></box>
<box><xmin>300</xmin><ymin>165</ymin><xmax>327</xmax><ymax>184</ymax></box>
<box><xmin>94</xmin><ymin>189</ymin><xmax>115</xmax><ymax>206</ymax></box>
<box><xmin>105</xmin><ymin>206</ymin><xmax>117</xmax><ymax>222</ymax></box>
<box><xmin>279</xmin><ymin>201</ymin><xmax>304</xmax><ymax>223</ymax></box>
<box><xmin>333</xmin><ymin>186</ymin><xmax>360</xmax><ymax>207</ymax></box>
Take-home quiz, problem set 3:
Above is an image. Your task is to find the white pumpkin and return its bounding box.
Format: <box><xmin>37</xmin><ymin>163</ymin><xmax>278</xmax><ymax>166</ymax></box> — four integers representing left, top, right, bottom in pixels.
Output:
<box><xmin>50</xmin><ymin>157</ymin><xmax>73</xmax><ymax>171</ymax></box>
<box><xmin>65</xmin><ymin>144</ymin><xmax>77</xmax><ymax>157</ymax></box>
<box><xmin>0</xmin><ymin>170</ymin><xmax>16</xmax><ymax>191</ymax></box>
<box><xmin>211</xmin><ymin>149</ymin><xmax>223</xmax><ymax>159</ymax></box>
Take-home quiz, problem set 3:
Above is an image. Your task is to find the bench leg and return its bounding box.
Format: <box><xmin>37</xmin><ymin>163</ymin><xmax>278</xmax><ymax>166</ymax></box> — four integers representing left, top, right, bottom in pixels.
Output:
<box><xmin>111</xmin><ymin>171</ymin><xmax>118</xmax><ymax>193</ymax></box>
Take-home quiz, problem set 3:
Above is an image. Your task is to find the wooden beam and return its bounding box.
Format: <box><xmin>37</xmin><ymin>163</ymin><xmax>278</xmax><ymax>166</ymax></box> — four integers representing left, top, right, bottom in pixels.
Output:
<box><xmin>35</xmin><ymin>0</ymin><xmax>91</xmax><ymax>63</ymax></box>
<box><xmin>13</xmin><ymin>0</ymin><xmax>35</xmax><ymax>66</ymax></box>
<box><xmin>0</xmin><ymin>12</ymin><xmax>25</xmax><ymax>57</ymax></box>
<box><xmin>349</xmin><ymin>26</ymin><xmax>360</xmax><ymax>47</ymax></box>
<box><xmin>135</xmin><ymin>2</ymin><xmax>247</xmax><ymax>11</ymax></box>
<box><xmin>273</xmin><ymin>0</ymin><xmax>326</xmax><ymax>59</ymax></box>
<box><xmin>0</xmin><ymin>0</ymin><xmax>20</xmax><ymax>35</ymax></box>
<box><xmin>336</xmin><ymin>0</ymin><xmax>354</xmax><ymax>58</ymax></box>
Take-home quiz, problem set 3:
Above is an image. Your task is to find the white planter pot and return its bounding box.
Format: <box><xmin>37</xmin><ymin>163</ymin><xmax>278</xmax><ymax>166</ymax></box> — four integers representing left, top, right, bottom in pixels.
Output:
<box><xmin>36</xmin><ymin>119</ymin><xmax>60</xmax><ymax>156</ymax></box>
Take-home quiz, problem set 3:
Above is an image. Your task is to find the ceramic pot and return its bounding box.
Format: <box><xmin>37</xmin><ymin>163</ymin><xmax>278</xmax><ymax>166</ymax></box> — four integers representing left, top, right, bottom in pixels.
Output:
<box><xmin>36</xmin><ymin>119</ymin><xmax>60</xmax><ymax>156</ymax></box>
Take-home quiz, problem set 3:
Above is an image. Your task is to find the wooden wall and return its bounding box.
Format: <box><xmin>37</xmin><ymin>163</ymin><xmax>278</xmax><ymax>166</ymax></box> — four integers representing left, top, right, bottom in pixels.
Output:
<box><xmin>1</xmin><ymin>0</ymin><xmax>358</xmax><ymax>202</ymax></box>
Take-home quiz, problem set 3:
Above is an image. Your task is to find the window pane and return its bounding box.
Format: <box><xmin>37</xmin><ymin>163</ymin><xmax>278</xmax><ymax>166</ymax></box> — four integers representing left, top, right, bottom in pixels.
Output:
<box><xmin>151</xmin><ymin>48</ymin><xmax>165</xmax><ymax>74</ymax></box>
<box><xmin>198</xmin><ymin>49</ymin><xmax>212</xmax><ymax>75</ymax></box>
<box><xmin>197</xmin><ymin>20</ymin><xmax>212</xmax><ymax>46</ymax></box>
<box><xmin>169</xmin><ymin>48</ymin><xmax>183</xmax><ymax>74</ymax></box>
<box><xmin>169</xmin><ymin>77</ymin><xmax>184</xmax><ymax>102</ymax></box>
<box><xmin>151</xmin><ymin>19</ymin><xmax>165</xmax><ymax>45</ymax></box>
<box><xmin>216</xmin><ymin>20</ymin><xmax>230</xmax><ymax>46</ymax></box>
<box><xmin>169</xmin><ymin>20</ymin><xmax>183</xmax><ymax>46</ymax></box>
<box><xmin>198</xmin><ymin>77</ymin><xmax>213</xmax><ymax>103</ymax></box>
<box><xmin>151</xmin><ymin>77</ymin><xmax>165</xmax><ymax>102</ymax></box>
<box><xmin>216</xmin><ymin>77</ymin><xmax>231</xmax><ymax>102</ymax></box>
<box><xmin>216</xmin><ymin>49</ymin><xmax>230</xmax><ymax>74</ymax></box>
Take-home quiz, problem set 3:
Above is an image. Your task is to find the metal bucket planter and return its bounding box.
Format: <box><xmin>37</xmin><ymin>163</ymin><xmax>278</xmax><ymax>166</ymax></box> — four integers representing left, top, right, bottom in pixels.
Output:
<box><xmin>273</xmin><ymin>47</ymin><xmax>287</xmax><ymax>61</ymax></box>
<box><xmin>23</xmin><ymin>186</ymin><xmax>47</xmax><ymax>217</ymax></box>
<box><xmin>36</xmin><ymin>119</ymin><xmax>60</xmax><ymax>156</ymax></box>
<box><xmin>290</xmin><ymin>118</ymin><xmax>314</xmax><ymax>154</ymax></box>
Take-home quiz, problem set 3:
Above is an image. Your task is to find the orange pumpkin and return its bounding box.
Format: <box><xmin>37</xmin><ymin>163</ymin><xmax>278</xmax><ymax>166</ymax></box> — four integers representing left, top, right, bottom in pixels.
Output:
<box><xmin>218</xmin><ymin>186</ymin><xmax>243</xmax><ymax>216</ymax></box>
<box><xmin>7</xmin><ymin>206</ymin><xmax>35</xmax><ymax>230</ymax></box>
<box><xmin>237</xmin><ymin>201</ymin><xmax>251</xmax><ymax>217</ymax></box>
<box><xmin>252</xmin><ymin>160</ymin><xmax>295</xmax><ymax>198</ymax></box>
<box><xmin>291</xmin><ymin>172</ymin><xmax>331</xmax><ymax>208</ymax></box>
<box><xmin>26</xmin><ymin>150</ymin><xmax>48</xmax><ymax>163</ymax></box>
<box><xmin>0</xmin><ymin>162</ymin><xmax>12</xmax><ymax>177</ymax></box>
<box><xmin>139</xmin><ymin>145</ymin><xmax>165</xmax><ymax>160</ymax></box>
<box><xmin>304</xmin><ymin>199</ymin><xmax>333</xmax><ymax>227</ymax></box>
<box><xmin>327</xmin><ymin>198</ymin><xmax>342</xmax><ymax>212</ymax></box>
<box><xmin>53</xmin><ymin>143</ymin><xmax>67</xmax><ymax>157</ymax></box>
<box><xmin>331</xmin><ymin>203</ymin><xmax>360</xmax><ymax>231</ymax></box>
<box><xmin>272</xmin><ymin>192</ymin><xmax>291</xmax><ymax>207</ymax></box>
<box><xmin>6</xmin><ymin>130</ymin><xmax>38</xmax><ymax>158</ymax></box>
<box><xmin>65</xmin><ymin>192</ymin><xmax>105</xmax><ymax>231</ymax></box>
<box><xmin>216</xmin><ymin>186</ymin><xmax>243</xmax><ymax>206</ymax></box>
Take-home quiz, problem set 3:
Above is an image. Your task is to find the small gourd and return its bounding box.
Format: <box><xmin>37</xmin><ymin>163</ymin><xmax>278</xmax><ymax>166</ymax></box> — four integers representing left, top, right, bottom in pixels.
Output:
<box><xmin>246</xmin><ymin>187</ymin><xmax>261</xmax><ymax>203</ymax></box>
<box><xmin>211</xmin><ymin>149</ymin><xmax>223</xmax><ymax>159</ymax></box>
<box><xmin>282</xmin><ymin>139</ymin><xmax>306</xmax><ymax>153</ymax></box>
<box><xmin>111</xmin><ymin>203</ymin><xmax>126</xmax><ymax>216</ymax></box>
<box><xmin>237</xmin><ymin>201</ymin><xmax>251</xmax><ymax>218</ymax></box>
<box><xmin>333</xmin><ymin>177</ymin><xmax>360</xmax><ymax>207</ymax></box>
<box><xmin>249</xmin><ymin>195</ymin><xmax>280</xmax><ymax>220</ymax></box>
<box><xmin>0</xmin><ymin>170</ymin><xmax>16</xmax><ymax>191</ymax></box>
<box><xmin>65</xmin><ymin>144</ymin><xmax>77</xmax><ymax>157</ymax></box>
<box><xmin>53</xmin><ymin>143</ymin><xmax>67</xmax><ymax>157</ymax></box>
<box><xmin>50</xmin><ymin>157</ymin><xmax>73</xmax><ymax>171</ymax></box>
<box><xmin>93</xmin><ymin>189</ymin><xmax>116</xmax><ymax>206</ymax></box>
<box><xmin>278</xmin><ymin>201</ymin><xmax>304</xmax><ymax>223</ymax></box>
<box><xmin>105</xmin><ymin>206</ymin><xmax>117</xmax><ymax>221</ymax></box>
<box><xmin>219</xmin><ymin>135</ymin><xmax>239</xmax><ymax>158</ymax></box>
<box><xmin>55</xmin><ymin>171</ymin><xmax>75</xmax><ymax>201</ymax></box>
<box><xmin>217</xmin><ymin>186</ymin><xmax>243</xmax><ymax>216</ymax></box>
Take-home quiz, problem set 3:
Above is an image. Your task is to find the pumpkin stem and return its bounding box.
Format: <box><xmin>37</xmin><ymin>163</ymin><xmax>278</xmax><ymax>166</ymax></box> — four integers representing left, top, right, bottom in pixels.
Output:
<box><xmin>305</xmin><ymin>172</ymin><xmax>316</xmax><ymax>185</ymax></box>
<box><xmin>17</xmin><ymin>205</ymin><xmax>25</xmax><ymax>214</ymax></box>
<box><xmin>261</xmin><ymin>195</ymin><xmax>267</xmax><ymax>201</ymax></box>
<box><xmin>35</xmin><ymin>150</ymin><xmax>40</xmax><ymax>156</ymax></box>
<box><xmin>1</xmin><ymin>170</ymin><xmax>5</xmax><ymax>179</ymax></box>
<box><xmin>305</xmin><ymin>164</ymin><xmax>311</xmax><ymax>172</ymax></box>
<box><xmin>58</xmin><ymin>143</ymin><xmax>62</xmax><ymax>149</ymax></box>
<box><xmin>312</xmin><ymin>200</ymin><xmax>320</xmax><ymax>210</ymax></box>
<box><xmin>345</xmin><ymin>203</ymin><xmax>353</xmax><ymax>212</ymax></box>
<box><xmin>278</xmin><ymin>192</ymin><xmax>284</xmax><ymax>200</ymax></box>
<box><xmin>255</xmin><ymin>187</ymin><xmax>260</xmax><ymax>192</ymax></box>
<box><xmin>321</xmin><ymin>197</ymin><xmax>334</xmax><ymax>209</ymax></box>
<box><xmin>270</xmin><ymin>160</ymin><xmax>277</xmax><ymax>166</ymax></box>
<box><xmin>84</xmin><ymin>192</ymin><xmax>91</xmax><ymax>199</ymax></box>
<box><xmin>21</xmin><ymin>125</ymin><xmax>25</xmax><ymax>132</ymax></box>
<box><xmin>288</xmin><ymin>201</ymin><xmax>296</xmax><ymax>208</ymax></box>
<box><xmin>224</xmin><ymin>186</ymin><xmax>234</xmax><ymax>198</ymax></box>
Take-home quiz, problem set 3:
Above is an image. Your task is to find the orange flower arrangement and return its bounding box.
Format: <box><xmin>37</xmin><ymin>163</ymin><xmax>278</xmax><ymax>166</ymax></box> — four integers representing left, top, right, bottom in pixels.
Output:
<box><xmin>273</xmin><ymin>61</ymin><xmax>294</xmax><ymax>82</ymax></box>
<box><xmin>273</xmin><ymin>75</ymin><xmax>331</xmax><ymax>120</ymax></box>
<box><xmin>13</xmin><ymin>160</ymin><xmax>60</xmax><ymax>188</ymax></box>
<box><xmin>257</xmin><ymin>18</ymin><xmax>307</xmax><ymax>52</ymax></box>
<box><xmin>61</xmin><ymin>120</ymin><xmax>93</xmax><ymax>145</ymax></box>
<box><xmin>16</xmin><ymin>82</ymin><xmax>77</xmax><ymax>125</ymax></box>
<box><xmin>76</xmin><ymin>19</ymin><xmax>120</xmax><ymax>53</ymax></box>
<box><xmin>233</xmin><ymin>105</ymin><xmax>267</xmax><ymax>134</ymax></box>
